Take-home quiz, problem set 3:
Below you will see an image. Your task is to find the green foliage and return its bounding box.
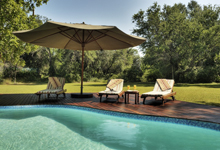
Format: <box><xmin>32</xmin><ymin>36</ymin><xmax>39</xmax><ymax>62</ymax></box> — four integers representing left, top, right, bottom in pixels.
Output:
<box><xmin>16</xmin><ymin>70</ymin><xmax>40</xmax><ymax>82</ymax></box>
<box><xmin>15</xmin><ymin>0</ymin><xmax>49</xmax><ymax>15</ymax></box>
<box><xmin>132</xmin><ymin>1</ymin><xmax>220</xmax><ymax>83</ymax></box>
<box><xmin>44</xmin><ymin>48</ymin><xmax>139</xmax><ymax>83</ymax></box>
<box><xmin>141</xmin><ymin>69</ymin><xmax>163</xmax><ymax>82</ymax></box>
<box><xmin>0</xmin><ymin>0</ymin><xmax>48</xmax><ymax>83</ymax></box>
<box><xmin>121</xmin><ymin>52</ymin><xmax>143</xmax><ymax>82</ymax></box>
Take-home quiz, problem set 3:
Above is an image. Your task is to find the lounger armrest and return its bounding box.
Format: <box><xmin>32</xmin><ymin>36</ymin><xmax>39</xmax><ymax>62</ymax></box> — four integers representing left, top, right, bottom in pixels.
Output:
<box><xmin>162</xmin><ymin>92</ymin><xmax>176</xmax><ymax>99</ymax></box>
<box><xmin>56</xmin><ymin>89</ymin><xmax>67</xmax><ymax>94</ymax></box>
<box><xmin>141</xmin><ymin>93</ymin><xmax>162</xmax><ymax>98</ymax></box>
<box><xmin>35</xmin><ymin>89</ymin><xmax>46</xmax><ymax>95</ymax></box>
<box><xmin>141</xmin><ymin>94</ymin><xmax>149</xmax><ymax>98</ymax></box>
<box><xmin>118</xmin><ymin>91</ymin><xmax>124</xmax><ymax>97</ymax></box>
<box><xmin>98</xmin><ymin>91</ymin><xmax>124</xmax><ymax>96</ymax></box>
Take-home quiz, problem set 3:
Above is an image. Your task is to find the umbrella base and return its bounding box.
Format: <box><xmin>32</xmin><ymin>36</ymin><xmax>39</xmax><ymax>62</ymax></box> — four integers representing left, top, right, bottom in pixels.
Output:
<box><xmin>71</xmin><ymin>93</ymin><xmax>93</xmax><ymax>98</ymax></box>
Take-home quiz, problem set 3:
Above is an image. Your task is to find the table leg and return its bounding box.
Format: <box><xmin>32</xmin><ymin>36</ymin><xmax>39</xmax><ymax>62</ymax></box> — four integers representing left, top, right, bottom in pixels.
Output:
<box><xmin>127</xmin><ymin>94</ymin><xmax>129</xmax><ymax>104</ymax></box>
<box><xmin>125</xmin><ymin>93</ymin><xmax>127</xmax><ymax>104</ymax></box>
<box><xmin>135</xmin><ymin>94</ymin><xmax>137</xmax><ymax>104</ymax></box>
<box><xmin>137</xmin><ymin>93</ymin><xmax>139</xmax><ymax>104</ymax></box>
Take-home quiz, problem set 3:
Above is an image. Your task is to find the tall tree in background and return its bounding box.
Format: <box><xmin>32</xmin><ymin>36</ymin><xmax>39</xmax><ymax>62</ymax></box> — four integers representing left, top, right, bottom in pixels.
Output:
<box><xmin>0</xmin><ymin>0</ymin><xmax>48</xmax><ymax>82</ymax></box>
<box><xmin>132</xmin><ymin>1</ymin><xmax>220</xmax><ymax>83</ymax></box>
<box><xmin>15</xmin><ymin>0</ymin><xmax>49</xmax><ymax>15</ymax></box>
<box><xmin>56</xmin><ymin>49</ymin><xmax>138</xmax><ymax>82</ymax></box>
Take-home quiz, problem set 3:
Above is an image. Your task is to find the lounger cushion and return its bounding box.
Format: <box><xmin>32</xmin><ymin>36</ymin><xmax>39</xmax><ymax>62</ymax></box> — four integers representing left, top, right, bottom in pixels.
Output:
<box><xmin>142</xmin><ymin>91</ymin><xmax>170</xmax><ymax>96</ymax></box>
<box><xmin>48</xmin><ymin>77</ymin><xmax>62</xmax><ymax>88</ymax></box>
<box><xmin>36</xmin><ymin>89</ymin><xmax>64</xmax><ymax>94</ymax></box>
<box><xmin>99</xmin><ymin>90</ymin><xmax>121</xmax><ymax>94</ymax></box>
<box><xmin>99</xmin><ymin>79</ymin><xmax>124</xmax><ymax>96</ymax></box>
<box><xmin>157</xmin><ymin>79</ymin><xmax>171</xmax><ymax>91</ymax></box>
<box><xmin>107</xmin><ymin>79</ymin><xmax>123</xmax><ymax>90</ymax></box>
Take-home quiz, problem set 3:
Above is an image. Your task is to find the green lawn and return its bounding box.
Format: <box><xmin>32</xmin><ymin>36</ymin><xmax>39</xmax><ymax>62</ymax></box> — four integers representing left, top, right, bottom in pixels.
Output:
<box><xmin>0</xmin><ymin>82</ymin><xmax>220</xmax><ymax>107</ymax></box>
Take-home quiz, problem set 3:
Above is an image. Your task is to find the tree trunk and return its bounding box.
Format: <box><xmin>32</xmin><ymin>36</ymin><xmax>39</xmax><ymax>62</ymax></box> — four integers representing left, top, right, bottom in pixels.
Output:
<box><xmin>172</xmin><ymin>65</ymin><xmax>174</xmax><ymax>79</ymax></box>
<box><xmin>14</xmin><ymin>65</ymin><xmax>17</xmax><ymax>84</ymax></box>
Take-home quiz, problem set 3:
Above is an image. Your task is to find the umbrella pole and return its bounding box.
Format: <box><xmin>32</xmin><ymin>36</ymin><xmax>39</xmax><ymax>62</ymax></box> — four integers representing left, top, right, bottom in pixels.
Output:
<box><xmin>71</xmin><ymin>46</ymin><xmax>92</xmax><ymax>98</ymax></box>
<box><xmin>81</xmin><ymin>47</ymin><xmax>84</xmax><ymax>95</ymax></box>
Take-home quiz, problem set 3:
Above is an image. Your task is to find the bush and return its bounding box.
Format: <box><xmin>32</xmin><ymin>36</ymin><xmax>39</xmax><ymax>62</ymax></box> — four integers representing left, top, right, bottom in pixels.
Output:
<box><xmin>122</xmin><ymin>67</ymin><xmax>142</xmax><ymax>82</ymax></box>
<box><xmin>196</xmin><ymin>67</ymin><xmax>216</xmax><ymax>83</ymax></box>
<box><xmin>0</xmin><ymin>73</ymin><xmax>3</xmax><ymax>84</ymax></box>
<box><xmin>141</xmin><ymin>69</ymin><xmax>163</xmax><ymax>82</ymax></box>
<box><xmin>16</xmin><ymin>70</ymin><xmax>41</xmax><ymax>82</ymax></box>
<box><xmin>89</xmin><ymin>77</ymin><xmax>102</xmax><ymax>82</ymax></box>
<box><xmin>110</xmin><ymin>74</ymin><xmax>122</xmax><ymax>80</ymax></box>
<box><xmin>179</xmin><ymin>70</ymin><xmax>197</xmax><ymax>83</ymax></box>
<box><xmin>65</xmin><ymin>73</ymin><xmax>81</xmax><ymax>83</ymax></box>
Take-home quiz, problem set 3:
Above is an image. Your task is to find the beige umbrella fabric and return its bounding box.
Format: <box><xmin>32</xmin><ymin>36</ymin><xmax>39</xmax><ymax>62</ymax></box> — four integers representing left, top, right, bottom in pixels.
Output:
<box><xmin>13</xmin><ymin>21</ymin><xmax>146</xmax><ymax>97</ymax></box>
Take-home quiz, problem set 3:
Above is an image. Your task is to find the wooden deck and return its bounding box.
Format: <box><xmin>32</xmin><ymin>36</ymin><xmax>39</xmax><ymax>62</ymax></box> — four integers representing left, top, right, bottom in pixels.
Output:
<box><xmin>0</xmin><ymin>93</ymin><xmax>220</xmax><ymax>124</ymax></box>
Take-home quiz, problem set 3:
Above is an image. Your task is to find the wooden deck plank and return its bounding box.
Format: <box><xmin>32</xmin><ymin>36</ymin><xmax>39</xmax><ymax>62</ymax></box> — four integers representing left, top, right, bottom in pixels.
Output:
<box><xmin>0</xmin><ymin>93</ymin><xmax>219</xmax><ymax>124</ymax></box>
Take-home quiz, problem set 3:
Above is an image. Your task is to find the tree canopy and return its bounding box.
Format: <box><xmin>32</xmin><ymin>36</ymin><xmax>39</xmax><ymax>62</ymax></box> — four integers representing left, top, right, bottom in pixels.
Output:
<box><xmin>132</xmin><ymin>0</ymin><xmax>220</xmax><ymax>83</ymax></box>
<box><xmin>0</xmin><ymin>0</ymin><xmax>47</xmax><ymax>82</ymax></box>
<box><xmin>1</xmin><ymin>0</ymin><xmax>220</xmax><ymax>83</ymax></box>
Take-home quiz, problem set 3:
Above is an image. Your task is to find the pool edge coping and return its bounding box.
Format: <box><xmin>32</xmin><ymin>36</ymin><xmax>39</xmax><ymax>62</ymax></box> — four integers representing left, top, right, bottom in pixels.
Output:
<box><xmin>0</xmin><ymin>104</ymin><xmax>220</xmax><ymax>132</ymax></box>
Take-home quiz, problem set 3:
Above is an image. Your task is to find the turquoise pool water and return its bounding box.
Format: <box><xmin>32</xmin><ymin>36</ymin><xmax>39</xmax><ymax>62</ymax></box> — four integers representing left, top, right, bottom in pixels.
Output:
<box><xmin>0</xmin><ymin>106</ymin><xmax>220</xmax><ymax>150</ymax></box>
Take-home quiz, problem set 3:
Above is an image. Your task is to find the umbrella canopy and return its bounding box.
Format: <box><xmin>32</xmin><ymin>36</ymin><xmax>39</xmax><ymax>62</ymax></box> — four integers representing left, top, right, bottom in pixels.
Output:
<box><xmin>13</xmin><ymin>21</ymin><xmax>146</xmax><ymax>97</ymax></box>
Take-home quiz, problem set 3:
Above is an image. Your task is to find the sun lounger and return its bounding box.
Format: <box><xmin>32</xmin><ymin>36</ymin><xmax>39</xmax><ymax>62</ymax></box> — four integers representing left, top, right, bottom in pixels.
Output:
<box><xmin>141</xmin><ymin>79</ymin><xmax>176</xmax><ymax>106</ymax></box>
<box><xmin>99</xmin><ymin>79</ymin><xmax>124</xmax><ymax>102</ymax></box>
<box><xmin>35</xmin><ymin>77</ymin><xmax>67</xmax><ymax>101</ymax></box>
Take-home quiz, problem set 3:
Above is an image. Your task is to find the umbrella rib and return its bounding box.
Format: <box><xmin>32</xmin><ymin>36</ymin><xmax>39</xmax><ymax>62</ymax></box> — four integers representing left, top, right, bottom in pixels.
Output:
<box><xmin>60</xmin><ymin>32</ymin><xmax>81</xmax><ymax>43</ymax></box>
<box><xmin>89</xmin><ymin>33</ymin><xmax>103</xmax><ymax>49</ymax></box>
<box><xmin>63</xmin><ymin>36</ymin><xmax>75</xmax><ymax>49</ymax></box>
<box><xmin>96</xmin><ymin>30</ymin><xmax>134</xmax><ymax>47</ymax></box>
<box><xmin>59</xmin><ymin>27</ymin><xmax>82</xmax><ymax>43</ymax></box>
<box><xmin>74</xmin><ymin>29</ymin><xmax>83</xmax><ymax>43</ymax></box>
<box><xmin>28</xmin><ymin>28</ymin><xmax>74</xmax><ymax>43</ymax></box>
<box><xmin>60</xmin><ymin>29</ymin><xmax>83</xmax><ymax>49</ymax></box>
<box><xmin>84</xmin><ymin>30</ymin><xmax>108</xmax><ymax>44</ymax></box>
<box><xmin>84</xmin><ymin>30</ymin><xmax>94</xmax><ymax>43</ymax></box>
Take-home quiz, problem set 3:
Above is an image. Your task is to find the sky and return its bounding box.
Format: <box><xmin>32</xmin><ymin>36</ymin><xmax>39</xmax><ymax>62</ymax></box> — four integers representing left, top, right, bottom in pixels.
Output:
<box><xmin>34</xmin><ymin>0</ymin><xmax>219</xmax><ymax>56</ymax></box>
<box><xmin>35</xmin><ymin>0</ymin><xmax>219</xmax><ymax>35</ymax></box>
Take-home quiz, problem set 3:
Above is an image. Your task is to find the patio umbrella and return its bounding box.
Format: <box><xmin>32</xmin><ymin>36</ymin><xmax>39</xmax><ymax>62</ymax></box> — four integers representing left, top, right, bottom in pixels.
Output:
<box><xmin>13</xmin><ymin>21</ymin><xmax>146</xmax><ymax>98</ymax></box>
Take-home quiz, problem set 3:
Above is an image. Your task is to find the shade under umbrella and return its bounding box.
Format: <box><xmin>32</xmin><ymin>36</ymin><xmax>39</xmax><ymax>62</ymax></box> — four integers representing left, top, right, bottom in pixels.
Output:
<box><xmin>13</xmin><ymin>21</ymin><xmax>146</xmax><ymax>98</ymax></box>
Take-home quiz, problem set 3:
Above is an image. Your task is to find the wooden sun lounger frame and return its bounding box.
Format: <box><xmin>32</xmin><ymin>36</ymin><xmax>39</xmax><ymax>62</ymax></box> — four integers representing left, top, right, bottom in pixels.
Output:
<box><xmin>35</xmin><ymin>77</ymin><xmax>66</xmax><ymax>101</ymax></box>
<box><xmin>98</xmin><ymin>79</ymin><xmax>124</xmax><ymax>102</ymax></box>
<box><xmin>99</xmin><ymin>91</ymin><xmax>125</xmax><ymax>102</ymax></box>
<box><xmin>141</xmin><ymin>80</ymin><xmax>176</xmax><ymax>106</ymax></box>
<box><xmin>35</xmin><ymin>90</ymin><xmax>66</xmax><ymax>101</ymax></box>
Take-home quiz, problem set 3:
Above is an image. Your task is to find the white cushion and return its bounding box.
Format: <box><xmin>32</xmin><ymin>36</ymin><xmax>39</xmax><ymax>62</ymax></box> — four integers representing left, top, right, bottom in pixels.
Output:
<box><xmin>142</xmin><ymin>91</ymin><xmax>170</xmax><ymax>96</ymax></box>
<box><xmin>99</xmin><ymin>90</ymin><xmax>121</xmax><ymax>94</ymax></box>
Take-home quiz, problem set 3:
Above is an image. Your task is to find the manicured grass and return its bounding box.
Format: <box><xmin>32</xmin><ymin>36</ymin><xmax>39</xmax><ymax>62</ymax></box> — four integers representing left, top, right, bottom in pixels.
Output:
<box><xmin>0</xmin><ymin>82</ymin><xmax>220</xmax><ymax>107</ymax></box>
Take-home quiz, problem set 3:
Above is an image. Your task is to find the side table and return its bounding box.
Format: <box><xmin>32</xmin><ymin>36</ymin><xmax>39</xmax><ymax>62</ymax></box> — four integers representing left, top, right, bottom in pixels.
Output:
<box><xmin>125</xmin><ymin>90</ymin><xmax>139</xmax><ymax>104</ymax></box>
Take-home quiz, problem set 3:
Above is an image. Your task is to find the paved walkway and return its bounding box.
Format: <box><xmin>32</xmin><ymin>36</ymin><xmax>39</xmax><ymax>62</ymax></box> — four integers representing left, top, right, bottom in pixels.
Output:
<box><xmin>0</xmin><ymin>93</ymin><xmax>220</xmax><ymax>124</ymax></box>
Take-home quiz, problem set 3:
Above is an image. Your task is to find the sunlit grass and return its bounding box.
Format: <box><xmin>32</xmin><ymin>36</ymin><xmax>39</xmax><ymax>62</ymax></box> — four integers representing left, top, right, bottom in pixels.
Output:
<box><xmin>0</xmin><ymin>82</ymin><xmax>220</xmax><ymax>107</ymax></box>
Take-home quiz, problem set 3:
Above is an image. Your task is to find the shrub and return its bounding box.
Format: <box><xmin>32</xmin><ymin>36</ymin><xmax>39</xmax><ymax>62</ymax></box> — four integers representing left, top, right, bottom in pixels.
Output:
<box><xmin>65</xmin><ymin>73</ymin><xmax>81</xmax><ymax>83</ymax></box>
<box><xmin>16</xmin><ymin>70</ymin><xmax>40</xmax><ymax>82</ymax></box>
<box><xmin>196</xmin><ymin>67</ymin><xmax>216</xmax><ymax>83</ymax></box>
<box><xmin>89</xmin><ymin>77</ymin><xmax>102</xmax><ymax>82</ymax></box>
<box><xmin>141</xmin><ymin>69</ymin><xmax>163</xmax><ymax>82</ymax></box>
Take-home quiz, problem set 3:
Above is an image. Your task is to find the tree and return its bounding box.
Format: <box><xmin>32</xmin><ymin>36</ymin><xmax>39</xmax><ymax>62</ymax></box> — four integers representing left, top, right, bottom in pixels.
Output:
<box><xmin>15</xmin><ymin>0</ymin><xmax>49</xmax><ymax>15</ymax></box>
<box><xmin>0</xmin><ymin>0</ymin><xmax>48</xmax><ymax>82</ymax></box>
<box><xmin>132</xmin><ymin>1</ymin><xmax>220</xmax><ymax>83</ymax></box>
<box><xmin>51</xmin><ymin>48</ymin><xmax>139</xmax><ymax>82</ymax></box>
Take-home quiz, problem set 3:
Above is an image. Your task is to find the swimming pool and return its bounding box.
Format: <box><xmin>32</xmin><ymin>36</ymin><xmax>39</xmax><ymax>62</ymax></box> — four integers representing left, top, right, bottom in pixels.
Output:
<box><xmin>0</xmin><ymin>105</ymin><xmax>220</xmax><ymax>150</ymax></box>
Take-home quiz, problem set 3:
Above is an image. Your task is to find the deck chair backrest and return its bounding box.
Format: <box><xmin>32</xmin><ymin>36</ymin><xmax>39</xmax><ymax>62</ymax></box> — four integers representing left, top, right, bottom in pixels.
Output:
<box><xmin>153</xmin><ymin>79</ymin><xmax>174</xmax><ymax>92</ymax></box>
<box><xmin>105</xmin><ymin>79</ymin><xmax>124</xmax><ymax>92</ymax></box>
<box><xmin>47</xmin><ymin>77</ymin><xmax>65</xmax><ymax>90</ymax></box>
